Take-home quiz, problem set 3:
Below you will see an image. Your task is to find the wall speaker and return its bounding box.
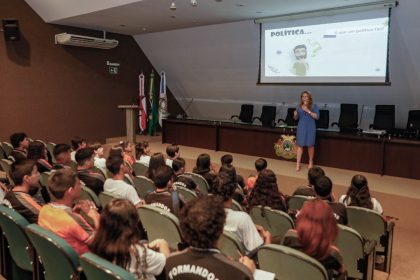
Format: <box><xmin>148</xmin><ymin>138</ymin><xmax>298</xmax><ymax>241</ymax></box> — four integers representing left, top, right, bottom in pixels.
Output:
<box><xmin>2</xmin><ymin>19</ymin><xmax>20</xmax><ymax>41</ymax></box>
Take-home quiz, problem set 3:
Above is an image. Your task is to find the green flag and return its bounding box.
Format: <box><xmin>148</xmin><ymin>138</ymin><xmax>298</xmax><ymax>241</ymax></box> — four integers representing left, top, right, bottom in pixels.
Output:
<box><xmin>148</xmin><ymin>71</ymin><xmax>158</xmax><ymax>135</ymax></box>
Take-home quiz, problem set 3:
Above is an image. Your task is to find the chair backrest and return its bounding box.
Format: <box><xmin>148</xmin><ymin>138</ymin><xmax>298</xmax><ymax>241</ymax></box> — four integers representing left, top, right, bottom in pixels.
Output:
<box><xmin>25</xmin><ymin>224</ymin><xmax>81</xmax><ymax>280</ymax></box>
<box><xmin>78</xmin><ymin>185</ymin><xmax>101</xmax><ymax>208</ymax></box>
<box><xmin>239</xmin><ymin>104</ymin><xmax>254</xmax><ymax>123</ymax></box>
<box><xmin>1</xmin><ymin>142</ymin><xmax>13</xmax><ymax>158</ymax></box>
<box><xmin>133</xmin><ymin>176</ymin><xmax>156</xmax><ymax>199</ymax></box>
<box><xmin>248</xmin><ymin>206</ymin><xmax>270</xmax><ymax>230</ymax></box>
<box><xmin>217</xmin><ymin>231</ymin><xmax>246</xmax><ymax>261</ymax></box>
<box><xmin>81</xmin><ymin>252</ymin><xmax>136</xmax><ymax>280</ymax></box>
<box><xmin>373</xmin><ymin>105</ymin><xmax>395</xmax><ymax>130</ymax></box>
<box><xmin>258</xmin><ymin>244</ymin><xmax>329</xmax><ymax>280</ymax></box>
<box><xmin>287</xmin><ymin>195</ymin><xmax>312</xmax><ymax>212</ymax></box>
<box><xmin>132</xmin><ymin>162</ymin><xmax>148</xmax><ymax>177</ymax></box>
<box><xmin>173</xmin><ymin>184</ymin><xmax>197</xmax><ymax>202</ymax></box>
<box><xmin>346</xmin><ymin>206</ymin><xmax>386</xmax><ymax>246</ymax></box>
<box><xmin>98</xmin><ymin>192</ymin><xmax>115</xmax><ymax>208</ymax></box>
<box><xmin>249</xmin><ymin>206</ymin><xmax>294</xmax><ymax>238</ymax></box>
<box><xmin>137</xmin><ymin>205</ymin><xmax>182</xmax><ymax>250</ymax></box>
<box><xmin>182</xmin><ymin>172</ymin><xmax>209</xmax><ymax>195</ymax></box>
<box><xmin>0</xmin><ymin>205</ymin><xmax>32</xmax><ymax>272</ymax></box>
<box><xmin>0</xmin><ymin>159</ymin><xmax>12</xmax><ymax>174</ymax></box>
<box><xmin>46</xmin><ymin>142</ymin><xmax>56</xmax><ymax>164</ymax></box>
<box><xmin>284</xmin><ymin>108</ymin><xmax>298</xmax><ymax>126</ymax></box>
<box><xmin>260</xmin><ymin>106</ymin><xmax>277</xmax><ymax>127</ymax></box>
<box><xmin>338</xmin><ymin>104</ymin><xmax>358</xmax><ymax>128</ymax></box>
<box><xmin>316</xmin><ymin>109</ymin><xmax>330</xmax><ymax>129</ymax></box>
<box><xmin>336</xmin><ymin>224</ymin><xmax>373</xmax><ymax>280</ymax></box>
<box><xmin>231</xmin><ymin>199</ymin><xmax>244</xmax><ymax>211</ymax></box>
<box><xmin>407</xmin><ymin>110</ymin><xmax>420</xmax><ymax>130</ymax></box>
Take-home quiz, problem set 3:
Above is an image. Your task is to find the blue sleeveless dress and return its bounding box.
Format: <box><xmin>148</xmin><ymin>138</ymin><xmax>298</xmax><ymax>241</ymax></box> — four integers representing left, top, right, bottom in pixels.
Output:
<box><xmin>296</xmin><ymin>104</ymin><xmax>319</xmax><ymax>147</ymax></box>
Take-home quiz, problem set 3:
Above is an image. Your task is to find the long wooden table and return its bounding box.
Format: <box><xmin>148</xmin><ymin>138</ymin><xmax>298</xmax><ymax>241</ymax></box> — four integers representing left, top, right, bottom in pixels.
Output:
<box><xmin>162</xmin><ymin>118</ymin><xmax>420</xmax><ymax>180</ymax></box>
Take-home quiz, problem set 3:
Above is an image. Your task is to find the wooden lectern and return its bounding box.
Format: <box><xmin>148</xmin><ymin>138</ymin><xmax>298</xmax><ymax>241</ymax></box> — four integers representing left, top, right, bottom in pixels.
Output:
<box><xmin>118</xmin><ymin>105</ymin><xmax>139</xmax><ymax>143</ymax></box>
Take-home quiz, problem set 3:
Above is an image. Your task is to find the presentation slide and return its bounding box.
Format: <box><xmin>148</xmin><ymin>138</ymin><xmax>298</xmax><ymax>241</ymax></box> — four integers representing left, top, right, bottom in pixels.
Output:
<box><xmin>260</xmin><ymin>10</ymin><xmax>390</xmax><ymax>84</ymax></box>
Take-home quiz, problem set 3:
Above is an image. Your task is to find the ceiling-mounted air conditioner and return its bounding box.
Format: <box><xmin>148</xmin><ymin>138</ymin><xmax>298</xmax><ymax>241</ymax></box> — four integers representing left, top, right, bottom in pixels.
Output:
<box><xmin>54</xmin><ymin>32</ymin><xmax>119</xmax><ymax>49</ymax></box>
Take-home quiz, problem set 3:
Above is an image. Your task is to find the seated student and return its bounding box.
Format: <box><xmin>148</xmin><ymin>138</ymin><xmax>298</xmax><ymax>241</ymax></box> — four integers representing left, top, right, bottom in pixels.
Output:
<box><xmin>27</xmin><ymin>141</ymin><xmax>52</xmax><ymax>173</ymax></box>
<box><xmin>245</xmin><ymin>158</ymin><xmax>268</xmax><ymax>191</ymax></box>
<box><xmin>165</xmin><ymin>144</ymin><xmax>180</xmax><ymax>167</ymax></box>
<box><xmin>292</xmin><ymin>166</ymin><xmax>325</xmax><ymax>197</ymax></box>
<box><xmin>9</xmin><ymin>132</ymin><xmax>29</xmax><ymax>162</ymax></box>
<box><xmin>5</xmin><ymin>160</ymin><xmax>43</xmax><ymax>223</ymax></box>
<box><xmin>314</xmin><ymin>176</ymin><xmax>348</xmax><ymax>225</ymax></box>
<box><xmin>38</xmin><ymin>168</ymin><xmax>99</xmax><ymax>255</ymax></box>
<box><xmin>104</xmin><ymin>156</ymin><xmax>143</xmax><ymax>208</ymax></box>
<box><xmin>75</xmin><ymin>147</ymin><xmax>105</xmax><ymax>195</ymax></box>
<box><xmin>118</xmin><ymin>141</ymin><xmax>136</xmax><ymax>166</ymax></box>
<box><xmin>90</xmin><ymin>142</ymin><xmax>106</xmax><ymax>175</ymax></box>
<box><xmin>192</xmin><ymin>153</ymin><xmax>217</xmax><ymax>193</ymax></box>
<box><xmin>135</xmin><ymin>141</ymin><xmax>151</xmax><ymax>167</ymax></box>
<box><xmin>282</xmin><ymin>199</ymin><xmax>346</xmax><ymax>280</ymax></box>
<box><xmin>91</xmin><ymin>199</ymin><xmax>169</xmax><ymax>280</ymax></box>
<box><xmin>145</xmin><ymin>165</ymin><xmax>185</xmax><ymax>216</ymax></box>
<box><xmin>172</xmin><ymin>157</ymin><xmax>186</xmax><ymax>177</ymax></box>
<box><xmin>213</xmin><ymin>173</ymin><xmax>271</xmax><ymax>253</ymax></box>
<box><xmin>70</xmin><ymin>136</ymin><xmax>87</xmax><ymax>162</ymax></box>
<box><xmin>145</xmin><ymin>153</ymin><xmax>166</xmax><ymax>181</ymax></box>
<box><xmin>165</xmin><ymin>196</ymin><xmax>255</xmax><ymax>280</ymax></box>
<box><xmin>218</xmin><ymin>165</ymin><xmax>247</xmax><ymax>207</ymax></box>
<box><xmin>248</xmin><ymin>169</ymin><xmax>287</xmax><ymax>212</ymax></box>
<box><xmin>339</xmin><ymin>174</ymin><xmax>383</xmax><ymax>214</ymax></box>
<box><xmin>220</xmin><ymin>154</ymin><xmax>245</xmax><ymax>192</ymax></box>
<box><xmin>52</xmin><ymin>144</ymin><xmax>74</xmax><ymax>170</ymax></box>
<box><xmin>172</xmin><ymin>157</ymin><xmax>202</xmax><ymax>197</ymax></box>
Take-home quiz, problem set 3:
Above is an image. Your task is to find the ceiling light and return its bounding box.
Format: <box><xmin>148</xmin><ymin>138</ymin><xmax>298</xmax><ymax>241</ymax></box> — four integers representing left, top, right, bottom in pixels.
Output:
<box><xmin>170</xmin><ymin>1</ymin><xmax>176</xmax><ymax>10</ymax></box>
<box><xmin>190</xmin><ymin>0</ymin><xmax>198</xmax><ymax>7</ymax></box>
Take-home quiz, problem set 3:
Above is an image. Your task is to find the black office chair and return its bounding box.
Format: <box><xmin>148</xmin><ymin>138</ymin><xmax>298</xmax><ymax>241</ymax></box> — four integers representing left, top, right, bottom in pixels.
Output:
<box><xmin>331</xmin><ymin>104</ymin><xmax>358</xmax><ymax>133</ymax></box>
<box><xmin>231</xmin><ymin>104</ymin><xmax>254</xmax><ymax>123</ymax></box>
<box><xmin>369</xmin><ymin>105</ymin><xmax>395</xmax><ymax>131</ymax></box>
<box><xmin>253</xmin><ymin>106</ymin><xmax>276</xmax><ymax>127</ymax></box>
<box><xmin>406</xmin><ymin>110</ymin><xmax>420</xmax><ymax>130</ymax></box>
<box><xmin>316</xmin><ymin>109</ymin><xmax>329</xmax><ymax>129</ymax></box>
<box><xmin>278</xmin><ymin>108</ymin><xmax>298</xmax><ymax>126</ymax></box>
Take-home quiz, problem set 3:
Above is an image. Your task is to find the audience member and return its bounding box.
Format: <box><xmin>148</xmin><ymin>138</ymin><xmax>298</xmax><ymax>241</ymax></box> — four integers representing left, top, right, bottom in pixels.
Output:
<box><xmin>104</xmin><ymin>156</ymin><xmax>143</xmax><ymax>208</ymax></box>
<box><xmin>145</xmin><ymin>165</ymin><xmax>184</xmax><ymax>216</ymax></box>
<box><xmin>314</xmin><ymin>176</ymin><xmax>348</xmax><ymax>225</ymax></box>
<box><xmin>165</xmin><ymin>144</ymin><xmax>180</xmax><ymax>167</ymax></box>
<box><xmin>245</xmin><ymin>158</ymin><xmax>267</xmax><ymax>190</ymax></box>
<box><xmin>165</xmin><ymin>196</ymin><xmax>255</xmax><ymax>280</ymax></box>
<box><xmin>91</xmin><ymin>199</ymin><xmax>169</xmax><ymax>280</ymax></box>
<box><xmin>118</xmin><ymin>141</ymin><xmax>136</xmax><ymax>166</ymax></box>
<box><xmin>90</xmin><ymin>142</ymin><xmax>106</xmax><ymax>175</ymax></box>
<box><xmin>5</xmin><ymin>160</ymin><xmax>43</xmax><ymax>223</ymax></box>
<box><xmin>75</xmin><ymin>147</ymin><xmax>105</xmax><ymax>195</ymax></box>
<box><xmin>9</xmin><ymin>132</ymin><xmax>29</xmax><ymax>162</ymax></box>
<box><xmin>173</xmin><ymin>174</ymin><xmax>203</xmax><ymax>198</ymax></box>
<box><xmin>192</xmin><ymin>153</ymin><xmax>217</xmax><ymax>192</ymax></box>
<box><xmin>146</xmin><ymin>153</ymin><xmax>166</xmax><ymax>181</ymax></box>
<box><xmin>52</xmin><ymin>144</ymin><xmax>74</xmax><ymax>170</ymax></box>
<box><xmin>135</xmin><ymin>141</ymin><xmax>151</xmax><ymax>167</ymax></box>
<box><xmin>38</xmin><ymin>168</ymin><xmax>99</xmax><ymax>255</ymax></box>
<box><xmin>248</xmin><ymin>169</ymin><xmax>287</xmax><ymax>212</ymax></box>
<box><xmin>339</xmin><ymin>174</ymin><xmax>383</xmax><ymax>214</ymax></box>
<box><xmin>27</xmin><ymin>140</ymin><xmax>52</xmax><ymax>172</ymax></box>
<box><xmin>213</xmin><ymin>173</ymin><xmax>271</xmax><ymax>253</ymax></box>
<box><xmin>292</xmin><ymin>166</ymin><xmax>325</xmax><ymax>197</ymax></box>
<box><xmin>70</xmin><ymin>136</ymin><xmax>86</xmax><ymax>162</ymax></box>
<box><xmin>220</xmin><ymin>154</ymin><xmax>233</xmax><ymax>167</ymax></box>
<box><xmin>172</xmin><ymin>157</ymin><xmax>186</xmax><ymax>177</ymax></box>
<box><xmin>282</xmin><ymin>199</ymin><xmax>346</xmax><ymax>280</ymax></box>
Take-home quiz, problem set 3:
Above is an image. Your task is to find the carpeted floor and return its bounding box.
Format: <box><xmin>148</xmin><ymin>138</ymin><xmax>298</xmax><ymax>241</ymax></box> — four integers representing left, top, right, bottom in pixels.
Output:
<box><xmin>106</xmin><ymin>135</ymin><xmax>420</xmax><ymax>280</ymax></box>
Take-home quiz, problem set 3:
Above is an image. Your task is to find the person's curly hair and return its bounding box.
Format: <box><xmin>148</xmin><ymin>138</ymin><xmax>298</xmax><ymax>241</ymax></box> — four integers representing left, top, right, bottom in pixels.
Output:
<box><xmin>179</xmin><ymin>196</ymin><xmax>226</xmax><ymax>249</ymax></box>
<box><xmin>248</xmin><ymin>169</ymin><xmax>287</xmax><ymax>212</ymax></box>
<box><xmin>212</xmin><ymin>172</ymin><xmax>237</xmax><ymax>202</ymax></box>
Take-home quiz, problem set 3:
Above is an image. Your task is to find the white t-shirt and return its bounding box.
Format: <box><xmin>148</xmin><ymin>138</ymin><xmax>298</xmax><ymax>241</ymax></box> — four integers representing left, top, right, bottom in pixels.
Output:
<box><xmin>339</xmin><ymin>195</ymin><xmax>383</xmax><ymax>214</ymax></box>
<box><xmin>224</xmin><ymin>208</ymin><xmax>264</xmax><ymax>252</ymax></box>
<box><xmin>127</xmin><ymin>243</ymin><xmax>166</xmax><ymax>280</ymax></box>
<box><xmin>137</xmin><ymin>155</ymin><xmax>151</xmax><ymax>167</ymax></box>
<box><xmin>70</xmin><ymin>151</ymin><xmax>76</xmax><ymax>162</ymax></box>
<box><xmin>94</xmin><ymin>157</ymin><xmax>107</xmax><ymax>175</ymax></box>
<box><xmin>103</xmin><ymin>178</ymin><xmax>142</xmax><ymax>206</ymax></box>
<box><xmin>165</xmin><ymin>158</ymin><xmax>173</xmax><ymax>167</ymax></box>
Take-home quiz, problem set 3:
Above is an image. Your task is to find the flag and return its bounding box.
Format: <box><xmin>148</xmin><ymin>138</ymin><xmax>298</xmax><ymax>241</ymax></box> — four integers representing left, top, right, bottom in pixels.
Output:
<box><xmin>158</xmin><ymin>71</ymin><xmax>168</xmax><ymax>127</ymax></box>
<box><xmin>139</xmin><ymin>73</ymin><xmax>147</xmax><ymax>133</ymax></box>
<box><xmin>148</xmin><ymin>71</ymin><xmax>158</xmax><ymax>135</ymax></box>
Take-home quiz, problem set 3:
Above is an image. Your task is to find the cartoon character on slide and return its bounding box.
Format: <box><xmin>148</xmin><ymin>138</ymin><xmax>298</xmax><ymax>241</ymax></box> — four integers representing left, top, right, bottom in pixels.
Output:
<box><xmin>292</xmin><ymin>44</ymin><xmax>309</xmax><ymax>76</ymax></box>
